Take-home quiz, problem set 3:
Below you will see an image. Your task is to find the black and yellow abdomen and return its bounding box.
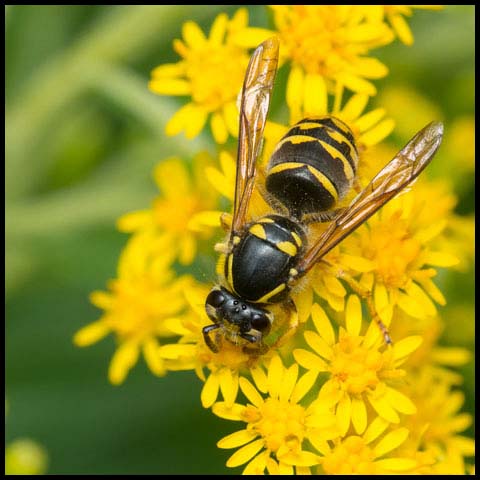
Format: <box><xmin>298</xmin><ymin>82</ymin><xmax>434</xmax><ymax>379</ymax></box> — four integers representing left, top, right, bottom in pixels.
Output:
<box><xmin>265</xmin><ymin>116</ymin><xmax>359</xmax><ymax>219</ymax></box>
<box><xmin>225</xmin><ymin>214</ymin><xmax>306</xmax><ymax>304</ymax></box>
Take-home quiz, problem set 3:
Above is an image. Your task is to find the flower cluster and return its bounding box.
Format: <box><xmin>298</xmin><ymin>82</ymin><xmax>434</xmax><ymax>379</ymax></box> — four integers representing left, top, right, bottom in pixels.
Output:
<box><xmin>75</xmin><ymin>6</ymin><xmax>474</xmax><ymax>474</ymax></box>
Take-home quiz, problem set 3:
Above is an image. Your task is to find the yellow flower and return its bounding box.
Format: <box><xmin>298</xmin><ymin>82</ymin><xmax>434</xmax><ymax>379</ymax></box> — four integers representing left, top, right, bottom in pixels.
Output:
<box><xmin>294</xmin><ymin>297</ymin><xmax>421</xmax><ymax>430</ymax></box>
<box><xmin>5</xmin><ymin>439</ymin><xmax>48</xmax><ymax>475</ymax></box>
<box><xmin>148</xmin><ymin>9</ymin><xmax>269</xmax><ymax>143</ymax></box>
<box><xmin>336</xmin><ymin>175</ymin><xmax>461</xmax><ymax>329</ymax></box>
<box><xmin>74</xmin><ymin>232</ymin><xmax>189</xmax><ymax>385</ymax></box>
<box><xmin>315</xmin><ymin>417</ymin><xmax>417</xmax><ymax>474</ymax></box>
<box><xmin>390</xmin><ymin>312</ymin><xmax>472</xmax><ymax>386</ymax></box>
<box><xmin>214</xmin><ymin>354</ymin><xmax>339</xmax><ymax>474</ymax></box>
<box><xmin>271</xmin><ymin>5</ymin><xmax>394</xmax><ymax>111</ymax></box>
<box><xmin>397</xmin><ymin>370</ymin><xmax>475</xmax><ymax>474</ymax></box>
<box><xmin>117</xmin><ymin>153</ymin><xmax>219</xmax><ymax>265</ymax></box>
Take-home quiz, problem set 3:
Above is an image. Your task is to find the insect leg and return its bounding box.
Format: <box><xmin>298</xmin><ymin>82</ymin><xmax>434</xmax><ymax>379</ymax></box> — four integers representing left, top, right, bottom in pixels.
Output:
<box><xmin>337</xmin><ymin>271</ymin><xmax>393</xmax><ymax>346</ymax></box>
<box><xmin>203</xmin><ymin>324</ymin><xmax>222</xmax><ymax>353</ymax></box>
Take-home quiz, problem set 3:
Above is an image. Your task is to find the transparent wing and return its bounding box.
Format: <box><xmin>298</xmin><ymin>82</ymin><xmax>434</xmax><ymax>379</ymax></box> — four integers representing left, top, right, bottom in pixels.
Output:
<box><xmin>230</xmin><ymin>37</ymin><xmax>279</xmax><ymax>239</ymax></box>
<box><xmin>297</xmin><ymin>121</ymin><xmax>444</xmax><ymax>275</ymax></box>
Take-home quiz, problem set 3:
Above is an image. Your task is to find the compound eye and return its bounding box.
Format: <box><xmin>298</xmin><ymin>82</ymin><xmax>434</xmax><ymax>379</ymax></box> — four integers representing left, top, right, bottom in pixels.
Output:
<box><xmin>251</xmin><ymin>313</ymin><xmax>270</xmax><ymax>333</ymax></box>
<box><xmin>206</xmin><ymin>289</ymin><xmax>226</xmax><ymax>309</ymax></box>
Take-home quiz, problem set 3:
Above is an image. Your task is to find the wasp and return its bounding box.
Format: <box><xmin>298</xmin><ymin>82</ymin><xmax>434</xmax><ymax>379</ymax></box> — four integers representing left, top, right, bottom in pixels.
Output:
<box><xmin>203</xmin><ymin>37</ymin><xmax>444</xmax><ymax>354</ymax></box>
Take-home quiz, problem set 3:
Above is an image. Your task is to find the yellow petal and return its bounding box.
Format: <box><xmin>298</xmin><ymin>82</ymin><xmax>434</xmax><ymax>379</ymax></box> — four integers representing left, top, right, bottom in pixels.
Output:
<box><xmin>212</xmin><ymin>402</ymin><xmax>245</xmax><ymax>420</ymax></box>
<box><xmin>336</xmin><ymin>395</ymin><xmax>352</xmax><ymax>437</ymax></box>
<box><xmin>389</xmin><ymin>13</ymin><xmax>414</xmax><ymax>46</ymax></box>
<box><xmin>222</xmin><ymin>101</ymin><xmax>239</xmax><ymax>137</ymax></box>
<box><xmin>356</xmin><ymin>108</ymin><xmax>387</xmax><ymax>133</ymax></box>
<box><xmin>217</xmin><ymin>429</ymin><xmax>258</xmax><ymax>449</ymax></box>
<box><xmin>396</xmin><ymin>291</ymin><xmax>424</xmax><ymax>319</ymax></box>
<box><xmin>188</xmin><ymin>210</ymin><xmax>223</xmax><ymax>231</ymax></box>
<box><xmin>351</xmin><ymin>57</ymin><xmax>388</xmax><ymax>79</ymax></box>
<box><xmin>279</xmin><ymin>364</ymin><xmax>299</xmax><ymax>402</ymax></box>
<box><xmin>368</xmin><ymin>392</ymin><xmax>400</xmax><ymax>424</ymax></box>
<box><xmin>242</xmin><ymin>451</ymin><xmax>267</xmax><ymax>475</ymax></box>
<box><xmin>219</xmin><ymin>368</ymin><xmax>239</xmax><ymax>407</ymax></box>
<box><xmin>142</xmin><ymin>338</ymin><xmax>165</xmax><ymax>376</ymax></box>
<box><xmin>116</xmin><ymin>210</ymin><xmax>151</xmax><ymax>232</ymax></box>
<box><xmin>337</xmin><ymin>72</ymin><xmax>377</xmax><ymax>96</ymax></box>
<box><xmin>384</xmin><ymin>387</ymin><xmax>417</xmax><ymax>415</ymax></box>
<box><xmin>201</xmin><ymin>372</ymin><xmax>220</xmax><ymax>408</ymax></box>
<box><xmin>392</xmin><ymin>335</ymin><xmax>423</xmax><ymax>363</ymax></box>
<box><xmin>226</xmin><ymin>439</ymin><xmax>264</xmax><ymax>467</ymax></box>
<box><xmin>153</xmin><ymin>157</ymin><xmax>192</xmax><ymax>199</ymax></box>
<box><xmin>404</xmin><ymin>282</ymin><xmax>436</xmax><ymax>317</ymax></box>
<box><xmin>185</xmin><ymin>105</ymin><xmax>208</xmax><ymax>139</ymax></box>
<box><xmin>430</xmin><ymin>347</ymin><xmax>472</xmax><ymax>366</ymax></box>
<box><xmin>290</xmin><ymin>370</ymin><xmax>320</xmax><ymax>404</ymax></box>
<box><xmin>239</xmin><ymin>377</ymin><xmax>264</xmax><ymax>407</ymax></box>
<box><xmin>351</xmin><ymin>397</ymin><xmax>367</xmax><ymax>435</ymax></box>
<box><xmin>150</xmin><ymin>62</ymin><xmax>186</xmax><ymax>79</ymax></box>
<box><xmin>374</xmin><ymin>457</ymin><xmax>417</xmax><ymax>471</ymax></box>
<box><xmin>304</xmin><ymin>331</ymin><xmax>333</xmax><ymax>361</ymax></box>
<box><xmin>360</xmin><ymin>118</ymin><xmax>395</xmax><ymax>146</ymax></box>
<box><xmin>108</xmin><ymin>340</ymin><xmax>140</xmax><ymax>385</ymax></box>
<box><xmin>346</xmin><ymin>294</ymin><xmax>362</xmax><ymax>337</ymax></box>
<box><xmin>286</xmin><ymin>65</ymin><xmax>304</xmax><ymax>123</ymax></box>
<box><xmin>423</xmin><ymin>251</ymin><xmax>460</xmax><ymax>267</ymax></box>
<box><xmin>148</xmin><ymin>78</ymin><xmax>191</xmax><ymax>96</ymax></box>
<box><xmin>415</xmin><ymin>277</ymin><xmax>446</xmax><ymax>306</ymax></box>
<box><xmin>363</xmin><ymin>416</ymin><xmax>390</xmax><ymax>444</ymax></box>
<box><xmin>211</xmin><ymin>111</ymin><xmax>229</xmax><ymax>144</ymax></box>
<box><xmin>339</xmin><ymin>254</ymin><xmax>374</xmax><ymax>272</ymax></box>
<box><xmin>278</xmin><ymin>449</ymin><xmax>320</xmax><ymax>467</ymax></box>
<box><xmin>374</xmin><ymin>282</ymin><xmax>393</xmax><ymax>327</ymax></box>
<box><xmin>178</xmin><ymin>234</ymin><xmax>196</xmax><ymax>265</ymax></box>
<box><xmin>373</xmin><ymin>428</ymin><xmax>409</xmax><ymax>458</ymax></box>
<box><xmin>293</xmin><ymin>348</ymin><xmax>328</xmax><ymax>371</ymax></box>
<box><xmin>205</xmin><ymin>167</ymin><xmax>233</xmax><ymax>199</ymax></box>
<box><xmin>324</xmin><ymin>275</ymin><xmax>346</xmax><ymax>297</ymax></box>
<box><xmin>182</xmin><ymin>21</ymin><xmax>207</xmax><ymax>49</ymax></box>
<box><xmin>73</xmin><ymin>320</ymin><xmax>110</xmax><ymax>347</ymax></box>
<box><xmin>89</xmin><ymin>290</ymin><xmax>114</xmax><ymax>310</ymax></box>
<box><xmin>267</xmin><ymin>355</ymin><xmax>284</xmax><ymax>398</ymax></box>
<box><xmin>340</xmin><ymin>93</ymin><xmax>369</xmax><ymax>122</ymax></box>
<box><xmin>311</xmin><ymin>303</ymin><xmax>335</xmax><ymax>345</ymax></box>
<box><xmin>250</xmin><ymin>365</ymin><xmax>268</xmax><ymax>393</ymax></box>
<box><xmin>303</xmin><ymin>73</ymin><xmax>327</xmax><ymax>116</ymax></box>
<box><xmin>209</xmin><ymin>12</ymin><xmax>227</xmax><ymax>45</ymax></box>
<box><xmin>165</xmin><ymin>103</ymin><xmax>193</xmax><ymax>136</ymax></box>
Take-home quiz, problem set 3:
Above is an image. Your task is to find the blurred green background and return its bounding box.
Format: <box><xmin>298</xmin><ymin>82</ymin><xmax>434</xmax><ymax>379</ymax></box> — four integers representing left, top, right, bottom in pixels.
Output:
<box><xmin>5</xmin><ymin>5</ymin><xmax>474</xmax><ymax>474</ymax></box>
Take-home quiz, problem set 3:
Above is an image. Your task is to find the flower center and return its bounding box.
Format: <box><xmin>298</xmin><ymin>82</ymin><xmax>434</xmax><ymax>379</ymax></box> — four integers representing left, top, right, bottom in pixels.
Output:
<box><xmin>153</xmin><ymin>195</ymin><xmax>201</xmax><ymax>233</ymax></box>
<box><xmin>108</xmin><ymin>278</ymin><xmax>160</xmax><ymax>338</ymax></box>
<box><xmin>274</xmin><ymin>6</ymin><xmax>378</xmax><ymax>77</ymax></box>
<box><xmin>246</xmin><ymin>398</ymin><xmax>306</xmax><ymax>453</ymax></box>
<box><xmin>184</xmin><ymin>45</ymin><xmax>249</xmax><ymax>112</ymax></box>
<box><xmin>364</xmin><ymin>215</ymin><xmax>420</xmax><ymax>289</ymax></box>
<box><xmin>322</xmin><ymin>436</ymin><xmax>376</xmax><ymax>474</ymax></box>
<box><xmin>330</xmin><ymin>335</ymin><xmax>384</xmax><ymax>394</ymax></box>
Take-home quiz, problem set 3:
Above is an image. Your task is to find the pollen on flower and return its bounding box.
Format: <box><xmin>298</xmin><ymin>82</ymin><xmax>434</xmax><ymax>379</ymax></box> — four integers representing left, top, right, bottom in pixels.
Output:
<box><xmin>322</xmin><ymin>436</ymin><xmax>376</xmax><ymax>475</ymax></box>
<box><xmin>247</xmin><ymin>398</ymin><xmax>306</xmax><ymax>452</ymax></box>
<box><xmin>271</xmin><ymin>4</ymin><xmax>394</xmax><ymax>111</ymax></box>
<box><xmin>330</xmin><ymin>335</ymin><xmax>384</xmax><ymax>394</ymax></box>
